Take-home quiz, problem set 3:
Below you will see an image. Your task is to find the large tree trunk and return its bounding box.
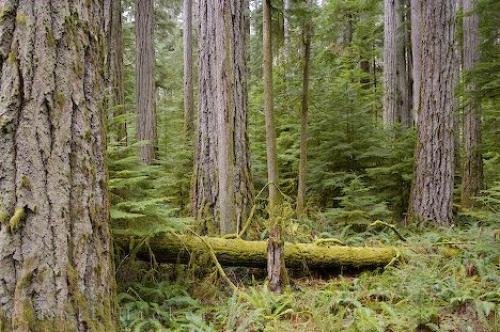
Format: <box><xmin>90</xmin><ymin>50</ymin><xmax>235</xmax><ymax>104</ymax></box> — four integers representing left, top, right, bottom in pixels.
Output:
<box><xmin>409</xmin><ymin>0</ymin><xmax>456</xmax><ymax>225</ymax></box>
<box><xmin>461</xmin><ymin>0</ymin><xmax>483</xmax><ymax>208</ymax></box>
<box><xmin>183</xmin><ymin>0</ymin><xmax>195</xmax><ymax>142</ymax></box>
<box><xmin>383</xmin><ymin>0</ymin><xmax>411</xmax><ymax>127</ymax></box>
<box><xmin>135</xmin><ymin>0</ymin><xmax>157</xmax><ymax>164</ymax></box>
<box><xmin>0</xmin><ymin>1</ymin><xmax>116</xmax><ymax>330</ymax></box>
<box><xmin>296</xmin><ymin>0</ymin><xmax>312</xmax><ymax>218</ymax></box>
<box><xmin>108</xmin><ymin>0</ymin><xmax>127</xmax><ymax>145</ymax></box>
<box><xmin>263</xmin><ymin>0</ymin><xmax>284</xmax><ymax>293</ymax></box>
<box><xmin>192</xmin><ymin>0</ymin><xmax>252</xmax><ymax>235</ymax></box>
<box><xmin>115</xmin><ymin>233</ymin><xmax>397</xmax><ymax>270</ymax></box>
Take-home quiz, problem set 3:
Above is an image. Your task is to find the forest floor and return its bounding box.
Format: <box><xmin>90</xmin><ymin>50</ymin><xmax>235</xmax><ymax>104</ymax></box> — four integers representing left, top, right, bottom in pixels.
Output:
<box><xmin>116</xmin><ymin>222</ymin><xmax>499</xmax><ymax>332</ymax></box>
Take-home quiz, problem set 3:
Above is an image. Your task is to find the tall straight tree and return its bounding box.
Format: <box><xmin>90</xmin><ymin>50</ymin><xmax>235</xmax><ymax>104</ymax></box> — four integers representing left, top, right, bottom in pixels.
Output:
<box><xmin>263</xmin><ymin>0</ymin><xmax>284</xmax><ymax>293</ymax></box>
<box><xmin>283</xmin><ymin>0</ymin><xmax>291</xmax><ymax>52</ymax></box>
<box><xmin>296</xmin><ymin>0</ymin><xmax>313</xmax><ymax>217</ymax></box>
<box><xmin>0</xmin><ymin>1</ymin><xmax>116</xmax><ymax>330</ymax></box>
<box><xmin>183</xmin><ymin>0</ymin><xmax>195</xmax><ymax>141</ymax></box>
<box><xmin>136</xmin><ymin>0</ymin><xmax>157</xmax><ymax>164</ymax></box>
<box><xmin>410</xmin><ymin>0</ymin><xmax>421</xmax><ymax>122</ymax></box>
<box><xmin>192</xmin><ymin>0</ymin><xmax>252</xmax><ymax>235</ymax></box>
<box><xmin>383</xmin><ymin>0</ymin><xmax>411</xmax><ymax>126</ymax></box>
<box><xmin>409</xmin><ymin>0</ymin><xmax>456</xmax><ymax>225</ymax></box>
<box><xmin>461</xmin><ymin>0</ymin><xmax>483</xmax><ymax>208</ymax></box>
<box><xmin>107</xmin><ymin>0</ymin><xmax>127</xmax><ymax>144</ymax></box>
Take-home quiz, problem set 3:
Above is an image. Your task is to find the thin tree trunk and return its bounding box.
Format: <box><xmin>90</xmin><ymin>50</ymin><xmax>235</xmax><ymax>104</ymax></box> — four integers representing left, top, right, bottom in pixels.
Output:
<box><xmin>183</xmin><ymin>0</ymin><xmax>195</xmax><ymax>142</ymax></box>
<box><xmin>296</xmin><ymin>0</ymin><xmax>312</xmax><ymax>218</ymax></box>
<box><xmin>263</xmin><ymin>0</ymin><xmax>284</xmax><ymax>293</ymax></box>
<box><xmin>109</xmin><ymin>0</ymin><xmax>127</xmax><ymax>144</ymax></box>
<box><xmin>409</xmin><ymin>0</ymin><xmax>456</xmax><ymax>225</ymax></box>
<box><xmin>192</xmin><ymin>0</ymin><xmax>252</xmax><ymax>235</ymax></box>
<box><xmin>136</xmin><ymin>0</ymin><xmax>157</xmax><ymax>164</ymax></box>
<box><xmin>410</xmin><ymin>0</ymin><xmax>421</xmax><ymax>123</ymax></box>
<box><xmin>283</xmin><ymin>0</ymin><xmax>291</xmax><ymax>52</ymax></box>
<box><xmin>383</xmin><ymin>0</ymin><xmax>410</xmax><ymax>127</ymax></box>
<box><xmin>461</xmin><ymin>0</ymin><xmax>483</xmax><ymax>208</ymax></box>
<box><xmin>0</xmin><ymin>2</ymin><xmax>116</xmax><ymax>330</ymax></box>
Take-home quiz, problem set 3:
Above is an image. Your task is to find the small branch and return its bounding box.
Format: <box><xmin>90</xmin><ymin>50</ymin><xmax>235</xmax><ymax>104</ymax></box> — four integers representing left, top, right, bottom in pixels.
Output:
<box><xmin>369</xmin><ymin>220</ymin><xmax>407</xmax><ymax>242</ymax></box>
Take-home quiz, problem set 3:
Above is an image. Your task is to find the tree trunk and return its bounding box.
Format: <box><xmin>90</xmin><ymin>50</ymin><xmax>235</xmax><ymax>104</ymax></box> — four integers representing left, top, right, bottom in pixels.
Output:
<box><xmin>296</xmin><ymin>0</ymin><xmax>312</xmax><ymax>218</ymax></box>
<box><xmin>136</xmin><ymin>0</ymin><xmax>157</xmax><ymax>164</ymax></box>
<box><xmin>263</xmin><ymin>0</ymin><xmax>284</xmax><ymax>293</ymax></box>
<box><xmin>114</xmin><ymin>233</ymin><xmax>398</xmax><ymax>270</ymax></box>
<box><xmin>461</xmin><ymin>0</ymin><xmax>483</xmax><ymax>208</ymax></box>
<box><xmin>0</xmin><ymin>2</ymin><xmax>116</xmax><ymax>330</ymax></box>
<box><xmin>192</xmin><ymin>0</ymin><xmax>252</xmax><ymax>235</ymax></box>
<box><xmin>283</xmin><ymin>0</ymin><xmax>291</xmax><ymax>52</ymax></box>
<box><xmin>409</xmin><ymin>0</ymin><xmax>456</xmax><ymax>225</ymax></box>
<box><xmin>183</xmin><ymin>0</ymin><xmax>195</xmax><ymax>142</ymax></box>
<box><xmin>383</xmin><ymin>0</ymin><xmax>410</xmax><ymax>127</ymax></box>
<box><xmin>410</xmin><ymin>0</ymin><xmax>421</xmax><ymax>123</ymax></box>
<box><xmin>108</xmin><ymin>0</ymin><xmax>127</xmax><ymax>145</ymax></box>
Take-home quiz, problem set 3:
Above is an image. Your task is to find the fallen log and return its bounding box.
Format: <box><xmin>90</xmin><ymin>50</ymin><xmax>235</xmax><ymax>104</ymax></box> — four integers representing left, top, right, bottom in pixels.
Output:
<box><xmin>114</xmin><ymin>231</ymin><xmax>398</xmax><ymax>270</ymax></box>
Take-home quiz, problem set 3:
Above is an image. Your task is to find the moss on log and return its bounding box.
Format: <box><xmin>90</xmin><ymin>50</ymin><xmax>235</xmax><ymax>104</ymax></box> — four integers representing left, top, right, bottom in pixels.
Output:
<box><xmin>114</xmin><ymin>232</ymin><xmax>397</xmax><ymax>269</ymax></box>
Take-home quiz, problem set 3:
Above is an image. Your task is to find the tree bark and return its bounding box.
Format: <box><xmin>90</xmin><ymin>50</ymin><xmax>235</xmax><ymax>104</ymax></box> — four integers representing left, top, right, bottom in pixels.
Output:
<box><xmin>461</xmin><ymin>0</ymin><xmax>483</xmax><ymax>208</ymax></box>
<box><xmin>263</xmin><ymin>0</ymin><xmax>284</xmax><ymax>293</ymax></box>
<box><xmin>296</xmin><ymin>0</ymin><xmax>312</xmax><ymax>218</ymax></box>
<box><xmin>135</xmin><ymin>0</ymin><xmax>157</xmax><ymax>164</ymax></box>
<box><xmin>108</xmin><ymin>0</ymin><xmax>127</xmax><ymax>144</ymax></box>
<box><xmin>0</xmin><ymin>1</ymin><xmax>116</xmax><ymax>330</ymax></box>
<box><xmin>283</xmin><ymin>0</ymin><xmax>291</xmax><ymax>52</ymax></box>
<box><xmin>410</xmin><ymin>0</ymin><xmax>421</xmax><ymax>123</ymax></box>
<box><xmin>192</xmin><ymin>0</ymin><xmax>252</xmax><ymax>235</ymax></box>
<box><xmin>115</xmin><ymin>233</ymin><xmax>397</xmax><ymax>270</ymax></box>
<box><xmin>183</xmin><ymin>0</ymin><xmax>195</xmax><ymax>142</ymax></box>
<box><xmin>409</xmin><ymin>0</ymin><xmax>456</xmax><ymax>225</ymax></box>
<box><xmin>383</xmin><ymin>0</ymin><xmax>411</xmax><ymax>127</ymax></box>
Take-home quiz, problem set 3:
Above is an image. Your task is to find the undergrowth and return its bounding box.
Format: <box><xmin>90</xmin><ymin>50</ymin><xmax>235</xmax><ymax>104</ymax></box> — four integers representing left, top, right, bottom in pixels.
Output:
<box><xmin>118</xmin><ymin>222</ymin><xmax>499</xmax><ymax>331</ymax></box>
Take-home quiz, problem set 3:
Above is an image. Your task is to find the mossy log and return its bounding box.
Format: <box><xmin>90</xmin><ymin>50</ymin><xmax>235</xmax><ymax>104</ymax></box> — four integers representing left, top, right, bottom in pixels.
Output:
<box><xmin>114</xmin><ymin>232</ymin><xmax>398</xmax><ymax>270</ymax></box>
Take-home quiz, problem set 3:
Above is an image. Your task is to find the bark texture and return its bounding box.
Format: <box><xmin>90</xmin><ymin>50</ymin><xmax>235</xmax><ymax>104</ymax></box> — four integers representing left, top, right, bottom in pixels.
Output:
<box><xmin>114</xmin><ymin>232</ymin><xmax>398</xmax><ymax>270</ymax></box>
<box><xmin>263</xmin><ymin>0</ymin><xmax>284</xmax><ymax>293</ymax></box>
<box><xmin>107</xmin><ymin>0</ymin><xmax>127</xmax><ymax>144</ymax></box>
<box><xmin>283</xmin><ymin>0</ymin><xmax>291</xmax><ymax>52</ymax></box>
<box><xmin>135</xmin><ymin>0</ymin><xmax>157</xmax><ymax>164</ymax></box>
<box><xmin>461</xmin><ymin>0</ymin><xmax>483</xmax><ymax>208</ymax></box>
<box><xmin>296</xmin><ymin>0</ymin><xmax>312</xmax><ymax>218</ymax></box>
<box><xmin>0</xmin><ymin>1</ymin><xmax>116</xmax><ymax>330</ymax></box>
<box><xmin>192</xmin><ymin>0</ymin><xmax>252</xmax><ymax>235</ymax></box>
<box><xmin>410</xmin><ymin>0</ymin><xmax>421</xmax><ymax>122</ymax></box>
<box><xmin>409</xmin><ymin>0</ymin><xmax>456</xmax><ymax>225</ymax></box>
<box><xmin>183</xmin><ymin>0</ymin><xmax>195</xmax><ymax>142</ymax></box>
<box><xmin>383</xmin><ymin>0</ymin><xmax>411</xmax><ymax>127</ymax></box>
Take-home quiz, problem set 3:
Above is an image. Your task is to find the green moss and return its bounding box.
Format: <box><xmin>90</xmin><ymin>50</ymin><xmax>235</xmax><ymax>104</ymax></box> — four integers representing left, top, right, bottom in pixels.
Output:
<box><xmin>47</xmin><ymin>30</ymin><xmax>56</xmax><ymax>48</ymax></box>
<box><xmin>0</xmin><ymin>209</ymin><xmax>8</xmax><ymax>224</ymax></box>
<box><xmin>55</xmin><ymin>92</ymin><xmax>65</xmax><ymax>107</ymax></box>
<box><xmin>9</xmin><ymin>207</ymin><xmax>25</xmax><ymax>232</ymax></box>
<box><xmin>20</xmin><ymin>175</ymin><xmax>31</xmax><ymax>189</ymax></box>
<box><xmin>15</xmin><ymin>12</ymin><xmax>27</xmax><ymax>26</ymax></box>
<box><xmin>7</xmin><ymin>50</ymin><xmax>17</xmax><ymax>64</ymax></box>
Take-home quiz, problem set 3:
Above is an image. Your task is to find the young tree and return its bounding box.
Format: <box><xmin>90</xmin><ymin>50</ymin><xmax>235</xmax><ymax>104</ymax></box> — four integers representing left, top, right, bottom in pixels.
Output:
<box><xmin>263</xmin><ymin>0</ymin><xmax>284</xmax><ymax>293</ymax></box>
<box><xmin>409</xmin><ymin>0</ymin><xmax>456</xmax><ymax>225</ymax></box>
<box><xmin>0</xmin><ymin>2</ymin><xmax>116</xmax><ymax>330</ymax></box>
<box><xmin>410</xmin><ymin>0</ymin><xmax>421</xmax><ymax>121</ymax></box>
<box><xmin>136</xmin><ymin>0</ymin><xmax>157</xmax><ymax>164</ymax></box>
<box><xmin>383</xmin><ymin>0</ymin><xmax>411</xmax><ymax>127</ymax></box>
<box><xmin>107</xmin><ymin>0</ymin><xmax>127</xmax><ymax>144</ymax></box>
<box><xmin>183</xmin><ymin>0</ymin><xmax>195</xmax><ymax>141</ymax></box>
<box><xmin>461</xmin><ymin>0</ymin><xmax>483</xmax><ymax>208</ymax></box>
<box><xmin>296</xmin><ymin>0</ymin><xmax>313</xmax><ymax>217</ymax></box>
<box><xmin>192</xmin><ymin>0</ymin><xmax>252</xmax><ymax>235</ymax></box>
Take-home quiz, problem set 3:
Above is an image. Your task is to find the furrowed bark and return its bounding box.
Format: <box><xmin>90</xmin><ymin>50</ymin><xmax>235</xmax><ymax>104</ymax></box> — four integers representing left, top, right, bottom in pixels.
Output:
<box><xmin>183</xmin><ymin>0</ymin><xmax>195</xmax><ymax>142</ymax></box>
<box><xmin>409</xmin><ymin>0</ymin><xmax>456</xmax><ymax>225</ymax></box>
<box><xmin>135</xmin><ymin>0</ymin><xmax>157</xmax><ymax>164</ymax></box>
<box><xmin>461</xmin><ymin>0</ymin><xmax>483</xmax><ymax>208</ymax></box>
<box><xmin>263</xmin><ymin>0</ymin><xmax>284</xmax><ymax>293</ymax></box>
<box><xmin>0</xmin><ymin>1</ymin><xmax>116</xmax><ymax>330</ymax></box>
<box><xmin>114</xmin><ymin>233</ymin><xmax>398</xmax><ymax>270</ymax></box>
<box><xmin>192</xmin><ymin>0</ymin><xmax>252</xmax><ymax>235</ymax></box>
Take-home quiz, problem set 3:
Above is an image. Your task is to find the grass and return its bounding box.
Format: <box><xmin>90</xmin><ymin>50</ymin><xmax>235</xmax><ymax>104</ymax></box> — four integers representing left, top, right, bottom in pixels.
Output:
<box><xmin>117</xmin><ymin>222</ymin><xmax>499</xmax><ymax>331</ymax></box>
